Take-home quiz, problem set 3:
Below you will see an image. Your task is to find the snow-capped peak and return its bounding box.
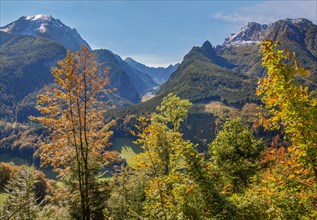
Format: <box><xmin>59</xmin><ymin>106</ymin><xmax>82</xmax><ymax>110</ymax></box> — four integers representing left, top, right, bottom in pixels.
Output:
<box><xmin>25</xmin><ymin>14</ymin><xmax>52</xmax><ymax>21</ymax></box>
<box><xmin>0</xmin><ymin>15</ymin><xmax>91</xmax><ymax>52</ymax></box>
<box><xmin>222</xmin><ymin>18</ymin><xmax>312</xmax><ymax>47</ymax></box>
<box><xmin>283</xmin><ymin>18</ymin><xmax>312</xmax><ymax>25</ymax></box>
<box><xmin>223</xmin><ymin>22</ymin><xmax>268</xmax><ymax>46</ymax></box>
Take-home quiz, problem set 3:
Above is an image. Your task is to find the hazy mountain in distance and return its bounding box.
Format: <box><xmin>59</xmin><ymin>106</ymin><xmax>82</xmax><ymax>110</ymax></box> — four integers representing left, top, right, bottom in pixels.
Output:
<box><xmin>94</xmin><ymin>49</ymin><xmax>158</xmax><ymax>99</ymax></box>
<box><xmin>125</xmin><ymin>57</ymin><xmax>179</xmax><ymax>84</ymax></box>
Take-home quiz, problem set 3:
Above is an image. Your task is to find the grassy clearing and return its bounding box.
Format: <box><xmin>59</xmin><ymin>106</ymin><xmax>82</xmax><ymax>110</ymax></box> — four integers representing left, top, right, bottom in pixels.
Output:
<box><xmin>0</xmin><ymin>138</ymin><xmax>143</xmax><ymax>188</ymax></box>
<box><xmin>0</xmin><ymin>192</ymin><xmax>9</xmax><ymax>211</ymax></box>
<box><xmin>205</xmin><ymin>101</ymin><xmax>239</xmax><ymax>117</ymax></box>
<box><xmin>111</xmin><ymin>138</ymin><xmax>143</xmax><ymax>164</ymax></box>
<box><xmin>205</xmin><ymin>101</ymin><xmax>261</xmax><ymax>123</ymax></box>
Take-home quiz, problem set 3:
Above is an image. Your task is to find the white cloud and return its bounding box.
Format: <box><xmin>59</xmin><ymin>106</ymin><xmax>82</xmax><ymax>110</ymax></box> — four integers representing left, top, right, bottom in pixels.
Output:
<box><xmin>212</xmin><ymin>1</ymin><xmax>317</xmax><ymax>25</ymax></box>
<box><xmin>212</xmin><ymin>12</ymin><xmax>252</xmax><ymax>24</ymax></box>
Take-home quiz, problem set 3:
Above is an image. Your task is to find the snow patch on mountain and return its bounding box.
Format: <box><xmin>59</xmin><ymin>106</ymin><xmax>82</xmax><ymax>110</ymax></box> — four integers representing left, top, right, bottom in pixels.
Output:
<box><xmin>25</xmin><ymin>14</ymin><xmax>52</xmax><ymax>21</ymax></box>
<box><xmin>223</xmin><ymin>22</ymin><xmax>268</xmax><ymax>46</ymax></box>
<box><xmin>38</xmin><ymin>24</ymin><xmax>47</xmax><ymax>33</ymax></box>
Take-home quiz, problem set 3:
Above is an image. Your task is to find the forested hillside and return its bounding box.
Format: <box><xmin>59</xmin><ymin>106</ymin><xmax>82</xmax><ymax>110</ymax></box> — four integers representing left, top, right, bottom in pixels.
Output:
<box><xmin>0</xmin><ymin>34</ymin><xmax>67</xmax><ymax>121</ymax></box>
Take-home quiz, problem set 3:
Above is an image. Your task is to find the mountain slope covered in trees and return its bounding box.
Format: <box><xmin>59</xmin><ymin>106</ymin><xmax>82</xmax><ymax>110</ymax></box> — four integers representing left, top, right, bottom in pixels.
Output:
<box><xmin>0</xmin><ymin>33</ymin><xmax>67</xmax><ymax>121</ymax></box>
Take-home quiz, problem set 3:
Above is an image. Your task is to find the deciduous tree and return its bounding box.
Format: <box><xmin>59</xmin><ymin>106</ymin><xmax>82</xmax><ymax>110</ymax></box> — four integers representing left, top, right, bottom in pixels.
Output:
<box><xmin>31</xmin><ymin>47</ymin><xmax>118</xmax><ymax>219</ymax></box>
<box><xmin>257</xmin><ymin>39</ymin><xmax>317</xmax><ymax>181</ymax></box>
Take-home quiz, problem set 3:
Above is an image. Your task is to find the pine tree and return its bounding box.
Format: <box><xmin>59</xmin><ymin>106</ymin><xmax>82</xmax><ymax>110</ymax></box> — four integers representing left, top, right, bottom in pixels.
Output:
<box><xmin>209</xmin><ymin>118</ymin><xmax>263</xmax><ymax>192</ymax></box>
<box><xmin>3</xmin><ymin>166</ymin><xmax>40</xmax><ymax>220</ymax></box>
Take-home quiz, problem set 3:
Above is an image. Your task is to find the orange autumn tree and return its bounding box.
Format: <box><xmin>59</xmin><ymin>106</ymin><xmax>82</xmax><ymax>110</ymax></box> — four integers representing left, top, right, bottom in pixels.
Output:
<box><xmin>31</xmin><ymin>47</ymin><xmax>117</xmax><ymax>220</ymax></box>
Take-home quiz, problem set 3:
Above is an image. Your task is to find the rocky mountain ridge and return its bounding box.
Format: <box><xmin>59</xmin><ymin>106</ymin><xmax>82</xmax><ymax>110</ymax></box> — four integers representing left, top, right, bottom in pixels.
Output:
<box><xmin>222</xmin><ymin>18</ymin><xmax>314</xmax><ymax>47</ymax></box>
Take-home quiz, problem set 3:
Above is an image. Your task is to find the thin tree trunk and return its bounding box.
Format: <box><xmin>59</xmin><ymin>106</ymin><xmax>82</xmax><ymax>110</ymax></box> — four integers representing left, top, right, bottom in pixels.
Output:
<box><xmin>83</xmin><ymin>57</ymin><xmax>90</xmax><ymax>220</ymax></box>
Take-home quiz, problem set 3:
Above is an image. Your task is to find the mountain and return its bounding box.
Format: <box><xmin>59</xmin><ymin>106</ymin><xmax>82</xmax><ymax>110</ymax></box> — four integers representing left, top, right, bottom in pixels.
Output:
<box><xmin>115</xmin><ymin>16</ymin><xmax>317</xmax><ymax>116</ymax></box>
<box><xmin>159</xmin><ymin>18</ymin><xmax>316</xmax><ymax>104</ymax></box>
<box><xmin>94</xmin><ymin>49</ymin><xmax>158</xmax><ymax>101</ymax></box>
<box><xmin>218</xmin><ymin>18</ymin><xmax>317</xmax><ymax>80</ymax></box>
<box><xmin>159</xmin><ymin>41</ymin><xmax>257</xmax><ymax>105</ymax></box>
<box><xmin>124</xmin><ymin>57</ymin><xmax>179</xmax><ymax>84</ymax></box>
<box><xmin>110</xmin><ymin>39</ymin><xmax>259</xmax><ymax>118</ymax></box>
<box><xmin>0</xmin><ymin>14</ymin><xmax>91</xmax><ymax>52</ymax></box>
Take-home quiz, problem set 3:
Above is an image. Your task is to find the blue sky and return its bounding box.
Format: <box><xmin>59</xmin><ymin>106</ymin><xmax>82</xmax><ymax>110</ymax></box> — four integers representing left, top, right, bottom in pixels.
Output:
<box><xmin>1</xmin><ymin>1</ymin><xmax>316</xmax><ymax>67</ymax></box>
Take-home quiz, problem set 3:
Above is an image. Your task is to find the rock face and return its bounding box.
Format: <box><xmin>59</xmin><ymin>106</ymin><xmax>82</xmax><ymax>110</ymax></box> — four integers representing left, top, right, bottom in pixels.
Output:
<box><xmin>218</xmin><ymin>18</ymin><xmax>317</xmax><ymax>77</ymax></box>
<box><xmin>0</xmin><ymin>14</ymin><xmax>91</xmax><ymax>52</ymax></box>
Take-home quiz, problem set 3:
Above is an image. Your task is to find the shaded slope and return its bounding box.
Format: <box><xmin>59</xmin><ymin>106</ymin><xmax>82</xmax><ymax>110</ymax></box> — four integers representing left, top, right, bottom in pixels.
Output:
<box><xmin>94</xmin><ymin>49</ymin><xmax>140</xmax><ymax>104</ymax></box>
<box><xmin>0</xmin><ymin>34</ymin><xmax>67</xmax><ymax>121</ymax></box>
<box><xmin>114</xmin><ymin>55</ymin><xmax>158</xmax><ymax>95</ymax></box>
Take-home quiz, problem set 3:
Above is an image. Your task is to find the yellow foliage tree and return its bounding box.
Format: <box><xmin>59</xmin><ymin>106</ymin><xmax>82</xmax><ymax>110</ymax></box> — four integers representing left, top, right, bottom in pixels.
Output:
<box><xmin>234</xmin><ymin>40</ymin><xmax>317</xmax><ymax>218</ymax></box>
<box><xmin>257</xmin><ymin>39</ymin><xmax>317</xmax><ymax>180</ymax></box>
<box><xmin>131</xmin><ymin>94</ymin><xmax>232</xmax><ymax>219</ymax></box>
<box><xmin>132</xmin><ymin>93</ymin><xmax>193</xmax><ymax>219</ymax></box>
